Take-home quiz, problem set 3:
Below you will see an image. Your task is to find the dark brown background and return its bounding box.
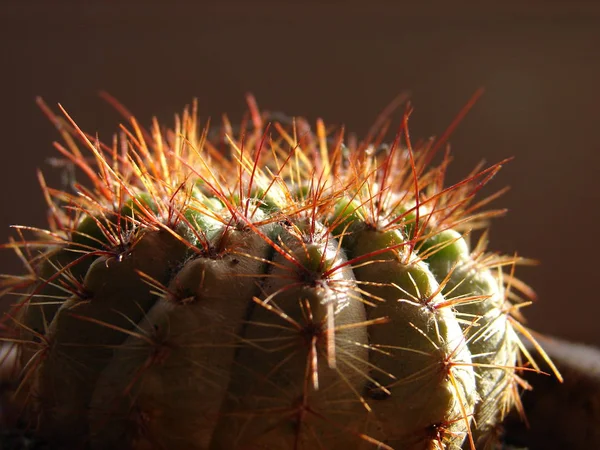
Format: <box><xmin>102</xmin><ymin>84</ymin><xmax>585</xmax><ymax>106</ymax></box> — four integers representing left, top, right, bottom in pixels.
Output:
<box><xmin>1</xmin><ymin>1</ymin><xmax>599</xmax><ymax>346</ymax></box>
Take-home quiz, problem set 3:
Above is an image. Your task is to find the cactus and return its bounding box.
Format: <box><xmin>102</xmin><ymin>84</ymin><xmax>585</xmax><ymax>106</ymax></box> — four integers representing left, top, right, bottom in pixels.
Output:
<box><xmin>0</xmin><ymin>94</ymin><xmax>561</xmax><ymax>450</ymax></box>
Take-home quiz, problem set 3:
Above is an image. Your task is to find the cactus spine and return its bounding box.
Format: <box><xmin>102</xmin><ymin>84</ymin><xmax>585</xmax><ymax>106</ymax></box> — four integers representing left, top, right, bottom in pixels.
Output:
<box><xmin>0</xmin><ymin>95</ymin><xmax>560</xmax><ymax>449</ymax></box>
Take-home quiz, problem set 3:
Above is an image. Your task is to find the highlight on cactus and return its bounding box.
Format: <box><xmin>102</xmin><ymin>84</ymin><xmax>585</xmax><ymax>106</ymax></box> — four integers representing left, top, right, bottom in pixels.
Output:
<box><xmin>0</xmin><ymin>91</ymin><xmax>561</xmax><ymax>449</ymax></box>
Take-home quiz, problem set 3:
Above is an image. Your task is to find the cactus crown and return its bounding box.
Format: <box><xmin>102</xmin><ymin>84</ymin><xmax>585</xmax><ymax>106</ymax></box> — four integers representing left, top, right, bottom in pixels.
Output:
<box><xmin>0</xmin><ymin>94</ymin><xmax>560</xmax><ymax>450</ymax></box>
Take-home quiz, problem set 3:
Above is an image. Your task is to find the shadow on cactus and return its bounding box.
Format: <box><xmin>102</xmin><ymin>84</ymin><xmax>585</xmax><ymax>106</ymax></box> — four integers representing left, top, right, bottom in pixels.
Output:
<box><xmin>0</xmin><ymin>92</ymin><xmax>561</xmax><ymax>450</ymax></box>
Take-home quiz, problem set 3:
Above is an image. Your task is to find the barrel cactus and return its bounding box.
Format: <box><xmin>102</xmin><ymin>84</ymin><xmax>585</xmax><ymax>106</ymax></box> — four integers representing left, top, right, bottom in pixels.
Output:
<box><xmin>0</xmin><ymin>94</ymin><xmax>560</xmax><ymax>449</ymax></box>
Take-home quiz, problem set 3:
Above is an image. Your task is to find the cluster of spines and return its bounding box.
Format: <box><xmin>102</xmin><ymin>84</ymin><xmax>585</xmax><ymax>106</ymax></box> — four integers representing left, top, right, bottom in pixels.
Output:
<box><xmin>0</xmin><ymin>93</ymin><xmax>561</xmax><ymax>449</ymax></box>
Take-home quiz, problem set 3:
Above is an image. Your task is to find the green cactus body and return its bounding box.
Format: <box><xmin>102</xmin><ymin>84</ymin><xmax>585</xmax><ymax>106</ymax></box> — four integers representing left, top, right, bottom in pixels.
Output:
<box><xmin>0</xmin><ymin>97</ymin><xmax>559</xmax><ymax>449</ymax></box>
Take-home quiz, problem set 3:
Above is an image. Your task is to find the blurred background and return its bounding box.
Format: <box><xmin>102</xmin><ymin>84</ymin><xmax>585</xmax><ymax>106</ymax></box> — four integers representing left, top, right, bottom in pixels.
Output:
<box><xmin>1</xmin><ymin>1</ymin><xmax>599</xmax><ymax>346</ymax></box>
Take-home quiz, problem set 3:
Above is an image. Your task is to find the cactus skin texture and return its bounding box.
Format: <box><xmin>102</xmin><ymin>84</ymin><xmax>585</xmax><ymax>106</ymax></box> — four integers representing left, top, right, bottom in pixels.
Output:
<box><xmin>0</xmin><ymin>94</ymin><xmax>561</xmax><ymax>450</ymax></box>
